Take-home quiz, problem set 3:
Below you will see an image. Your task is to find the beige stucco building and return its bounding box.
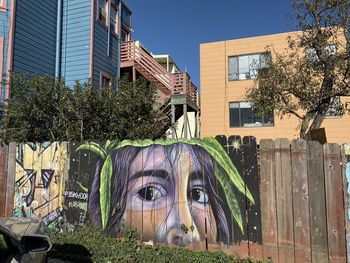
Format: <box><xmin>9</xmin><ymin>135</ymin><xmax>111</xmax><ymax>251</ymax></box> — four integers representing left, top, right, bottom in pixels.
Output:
<box><xmin>200</xmin><ymin>31</ymin><xmax>350</xmax><ymax>144</ymax></box>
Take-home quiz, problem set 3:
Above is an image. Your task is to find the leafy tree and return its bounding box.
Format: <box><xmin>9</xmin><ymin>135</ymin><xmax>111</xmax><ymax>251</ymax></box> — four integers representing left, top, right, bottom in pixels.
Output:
<box><xmin>246</xmin><ymin>0</ymin><xmax>349</xmax><ymax>140</ymax></box>
<box><xmin>1</xmin><ymin>75</ymin><xmax>170</xmax><ymax>142</ymax></box>
<box><xmin>1</xmin><ymin>74</ymin><xmax>66</xmax><ymax>142</ymax></box>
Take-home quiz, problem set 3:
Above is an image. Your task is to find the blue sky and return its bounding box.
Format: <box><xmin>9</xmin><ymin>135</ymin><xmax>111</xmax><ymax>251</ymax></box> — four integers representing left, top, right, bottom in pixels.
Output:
<box><xmin>126</xmin><ymin>0</ymin><xmax>296</xmax><ymax>87</ymax></box>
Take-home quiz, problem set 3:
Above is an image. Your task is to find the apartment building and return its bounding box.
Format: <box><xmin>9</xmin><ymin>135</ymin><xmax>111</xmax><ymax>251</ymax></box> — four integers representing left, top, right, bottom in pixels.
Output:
<box><xmin>0</xmin><ymin>0</ymin><xmax>132</xmax><ymax>100</ymax></box>
<box><xmin>200</xmin><ymin>31</ymin><xmax>350</xmax><ymax>144</ymax></box>
<box><xmin>0</xmin><ymin>0</ymin><xmax>199</xmax><ymax>138</ymax></box>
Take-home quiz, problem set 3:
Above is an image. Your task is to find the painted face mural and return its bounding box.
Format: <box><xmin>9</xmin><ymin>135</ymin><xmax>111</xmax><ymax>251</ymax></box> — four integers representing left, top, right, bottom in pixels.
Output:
<box><xmin>86</xmin><ymin>138</ymin><xmax>253</xmax><ymax>246</ymax></box>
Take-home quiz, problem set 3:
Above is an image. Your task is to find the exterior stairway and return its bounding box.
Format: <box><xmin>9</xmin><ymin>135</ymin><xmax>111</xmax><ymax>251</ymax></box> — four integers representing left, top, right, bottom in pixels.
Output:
<box><xmin>120</xmin><ymin>41</ymin><xmax>198</xmax><ymax>104</ymax></box>
<box><xmin>120</xmin><ymin>40</ymin><xmax>199</xmax><ymax>138</ymax></box>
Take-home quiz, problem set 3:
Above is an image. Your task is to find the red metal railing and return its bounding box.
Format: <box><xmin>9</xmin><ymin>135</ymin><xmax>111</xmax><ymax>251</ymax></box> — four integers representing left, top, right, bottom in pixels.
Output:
<box><xmin>121</xmin><ymin>41</ymin><xmax>198</xmax><ymax>104</ymax></box>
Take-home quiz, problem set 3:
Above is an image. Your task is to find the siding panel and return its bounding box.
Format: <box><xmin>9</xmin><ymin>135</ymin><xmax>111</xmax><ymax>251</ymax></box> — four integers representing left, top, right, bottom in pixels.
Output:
<box><xmin>12</xmin><ymin>0</ymin><xmax>57</xmax><ymax>75</ymax></box>
<box><xmin>61</xmin><ymin>0</ymin><xmax>91</xmax><ymax>86</ymax></box>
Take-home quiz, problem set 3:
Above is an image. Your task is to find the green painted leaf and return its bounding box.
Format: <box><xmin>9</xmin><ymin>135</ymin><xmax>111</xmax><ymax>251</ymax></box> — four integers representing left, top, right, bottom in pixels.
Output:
<box><xmin>106</xmin><ymin>140</ymin><xmax>120</xmax><ymax>152</ymax></box>
<box><xmin>100</xmin><ymin>155</ymin><xmax>113</xmax><ymax>230</ymax></box>
<box><xmin>215</xmin><ymin>168</ymin><xmax>244</xmax><ymax>233</ymax></box>
<box><xmin>198</xmin><ymin>137</ymin><xmax>254</xmax><ymax>204</ymax></box>
<box><xmin>77</xmin><ymin>182</ymin><xmax>88</xmax><ymax>193</ymax></box>
<box><xmin>104</xmin><ymin>140</ymin><xmax>111</xmax><ymax>150</ymax></box>
<box><xmin>76</xmin><ymin>142</ymin><xmax>107</xmax><ymax>160</ymax></box>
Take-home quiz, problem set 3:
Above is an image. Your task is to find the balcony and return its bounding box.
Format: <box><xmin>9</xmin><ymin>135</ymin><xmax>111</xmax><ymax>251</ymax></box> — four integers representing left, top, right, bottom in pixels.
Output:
<box><xmin>120</xmin><ymin>41</ymin><xmax>198</xmax><ymax>105</ymax></box>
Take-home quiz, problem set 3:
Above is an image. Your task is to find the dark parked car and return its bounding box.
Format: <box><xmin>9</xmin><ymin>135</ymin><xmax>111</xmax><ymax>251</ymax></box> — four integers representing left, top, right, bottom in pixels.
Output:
<box><xmin>0</xmin><ymin>217</ymin><xmax>52</xmax><ymax>263</ymax></box>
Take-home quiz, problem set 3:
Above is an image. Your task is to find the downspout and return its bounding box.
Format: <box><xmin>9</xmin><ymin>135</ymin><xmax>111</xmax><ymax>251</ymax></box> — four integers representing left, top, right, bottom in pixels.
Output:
<box><xmin>107</xmin><ymin>0</ymin><xmax>111</xmax><ymax>57</ymax></box>
<box><xmin>117</xmin><ymin>0</ymin><xmax>121</xmax><ymax>79</ymax></box>
<box><xmin>5</xmin><ymin>0</ymin><xmax>16</xmax><ymax>101</ymax></box>
<box><xmin>55</xmin><ymin>0</ymin><xmax>63</xmax><ymax>78</ymax></box>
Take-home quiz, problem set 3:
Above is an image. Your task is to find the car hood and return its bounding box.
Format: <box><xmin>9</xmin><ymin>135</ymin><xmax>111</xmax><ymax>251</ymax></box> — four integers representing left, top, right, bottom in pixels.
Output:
<box><xmin>0</xmin><ymin>217</ymin><xmax>49</xmax><ymax>244</ymax></box>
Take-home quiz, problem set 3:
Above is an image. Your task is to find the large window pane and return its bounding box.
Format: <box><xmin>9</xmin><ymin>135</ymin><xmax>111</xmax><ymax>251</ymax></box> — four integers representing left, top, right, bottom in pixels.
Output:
<box><xmin>228</xmin><ymin>57</ymin><xmax>238</xmax><ymax>80</ymax></box>
<box><xmin>229</xmin><ymin>101</ymin><xmax>274</xmax><ymax>127</ymax></box>
<box><xmin>229</xmin><ymin>108</ymin><xmax>240</xmax><ymax>127</ymax></box>
<box><xmin>228</xmin><ymin>52</ymin><xmax>270</xmax><ymax>81</ymax></box>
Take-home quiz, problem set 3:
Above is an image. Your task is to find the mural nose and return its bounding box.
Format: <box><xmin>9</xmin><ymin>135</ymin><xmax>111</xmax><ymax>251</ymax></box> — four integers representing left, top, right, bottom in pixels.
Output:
<box><xmin>166</xmin><ymin>228</ymin><xmax>188</xmax><ymax>246</ymax></box>
<box><xmin>164</xmin><ymin>202</ymin><xmax>200</xmax><ymax>245</ymax></box>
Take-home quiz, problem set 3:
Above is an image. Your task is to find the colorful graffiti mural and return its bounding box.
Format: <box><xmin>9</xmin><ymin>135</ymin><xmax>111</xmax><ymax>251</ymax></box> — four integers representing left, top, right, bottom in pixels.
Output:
<box><xmin>13</xmin><ymin>142</ymin><xmax>68</xmax><ymax>228</ymax></box>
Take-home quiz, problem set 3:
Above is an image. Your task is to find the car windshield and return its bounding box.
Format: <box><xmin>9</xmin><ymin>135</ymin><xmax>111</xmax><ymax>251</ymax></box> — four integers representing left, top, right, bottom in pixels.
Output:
<box><xmin>0</xmin><ymin>233</ymin><xmax>11</xmax><ymax>263</ymax></box>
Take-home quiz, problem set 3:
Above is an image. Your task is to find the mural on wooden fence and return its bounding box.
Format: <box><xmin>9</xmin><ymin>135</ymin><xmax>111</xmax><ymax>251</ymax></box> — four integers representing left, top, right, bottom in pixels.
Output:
<box><xmin>13</xmin><ymin>142</ymin><xmax>68</xmax><ymax>228</ymax></box>
<box><xmin>81</xmin><ymin>138</ymin><xmax>257</xmax><ymax>245</ymax></box>
<box><xmin>10</xmin><ymin>138</ymin><xmax>260</xmax><ymax>247</ymax></box>
<box><xmin>5</xmin><ymin>137</ymin><xmax>349</xmax><ymax>262</ymax></box>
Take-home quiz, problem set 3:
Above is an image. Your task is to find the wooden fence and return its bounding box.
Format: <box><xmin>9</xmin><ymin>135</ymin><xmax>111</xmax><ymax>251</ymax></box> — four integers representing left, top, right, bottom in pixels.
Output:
<box><xmin>215</xmin><ymin>136</ymin><xmax>349</xmax><ymax>263</ymax></box>
<box><xmin>0</xmin><ymin>137</ymin><xmax>349</xmax><ymax>263</ymax></box>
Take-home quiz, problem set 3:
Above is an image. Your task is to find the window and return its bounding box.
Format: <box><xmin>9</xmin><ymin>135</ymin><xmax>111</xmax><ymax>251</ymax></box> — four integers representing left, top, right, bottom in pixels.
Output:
<box><xmin>100</xmin><ymin>73</ymin><xmax>112</xmax><ymax>87</ymax></box>
<box><xmin>306</xmin><ymin>44</ymin><xmax>336</xmax><ymax>62</ymax></box>
<box><xmin>121</xmin><ymin>4</ymin><xmax>131</xmax><ymax>28</ymax></box>
<box><xmin>229</xmin><ymin>102</ymin><xmax>274</xmax><ymax>127</ymax></box>
<box><xmin>0</xmin><ymin>0</ymin><xmax>6</xmax><ymax>12</ymax></box>
<box><xmin>110</xmin><ymin>6</ymin><xmax>118</xmax><ymax>34</ymax></box>
<box><xmin>326</xmin><ymin>96</ymin><xmax>342</xmax><ymax>118</ymax></box>
<box><xmin>228</xmin><ymin>53</ymin><xmax>269</xmax><ymax>81</ymax></box>
<box><xmin>98</xmin><ymin>0</ymin><xmax>107</xmax><ymax>25</ymax></box>
<box><xmin>121</xmin><ymin>29</ymin><xmax>130</xmax><ymax>42</ymax></box>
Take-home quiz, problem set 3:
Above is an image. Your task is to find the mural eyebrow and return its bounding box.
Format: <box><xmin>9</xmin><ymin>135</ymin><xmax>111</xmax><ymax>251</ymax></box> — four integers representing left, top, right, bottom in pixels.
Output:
<box><xmin>130</xmin><ymin>169</ymin><xmax>169</xmax><ymax>181</ymax></box>
<box><xmin>188</xmin><ymin>171</ymin><xmax>206</xmax><ymax>183</ymax></box>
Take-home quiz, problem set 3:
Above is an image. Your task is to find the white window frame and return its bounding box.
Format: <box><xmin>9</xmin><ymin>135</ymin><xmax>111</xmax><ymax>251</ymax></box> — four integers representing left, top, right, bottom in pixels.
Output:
<box><xmin>100</xmin><ymin>72</ymin><xmax>112</xmax><ymax>88</ymax></box>
<box><xmin>228</xmin><ymin>52</ymin><xmax>269</xmax><ymax>81</ymax></box>
<box><xmin>98</xmin><ymin>0</ymin><xmax>108</xmax><ymax>26</ymax></box>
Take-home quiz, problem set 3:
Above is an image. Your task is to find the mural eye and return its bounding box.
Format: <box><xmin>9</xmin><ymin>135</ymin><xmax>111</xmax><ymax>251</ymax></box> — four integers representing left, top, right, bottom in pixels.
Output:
<box><xmin>137</xmin><ymin>186</ymin><xmax>163</xmax><ymax>201</ymax></box>
<box><xmin>190</xmin><ymin>188</ymin><xmax>208</xmax><ymax>204</ymax></box>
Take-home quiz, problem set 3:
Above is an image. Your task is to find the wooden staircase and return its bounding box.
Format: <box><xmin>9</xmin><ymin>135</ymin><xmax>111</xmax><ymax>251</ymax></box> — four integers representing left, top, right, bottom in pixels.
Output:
<box><xmin>120</xmin><ymin>41</ymin><xmax>198</xmax><ymax>104</ymax></box>
<box><xmin>120</xmin><ymin>40</ymin><xmax>199</xmax><ymax>138</ymax></box>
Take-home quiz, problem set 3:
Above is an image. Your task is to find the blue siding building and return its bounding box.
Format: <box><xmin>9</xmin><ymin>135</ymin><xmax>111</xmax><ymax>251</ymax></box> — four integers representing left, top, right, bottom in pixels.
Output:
<box><xmin>0</xmin><ymin>0</ymin><xmax>132</xmax><ymax>99</ymax></box>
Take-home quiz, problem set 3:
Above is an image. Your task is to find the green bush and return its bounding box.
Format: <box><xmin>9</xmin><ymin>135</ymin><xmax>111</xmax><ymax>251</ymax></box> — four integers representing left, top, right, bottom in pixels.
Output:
<box><xmin>49</xmin><ymin>226</ymin><xmax>269</xmax><ymax>263</ymax></box>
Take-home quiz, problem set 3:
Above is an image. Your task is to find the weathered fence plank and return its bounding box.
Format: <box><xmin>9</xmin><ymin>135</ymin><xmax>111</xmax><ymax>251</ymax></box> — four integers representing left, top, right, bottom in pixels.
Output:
<box><xmin>0</xmin><ymin>144</ymin><xmax>8</xmax><ymax>217</ymax></box>
<box><xmin>227</xmin><ymin>135</ymin><xmax>249</xmax><ymax>258</ymax></box>
<box><xmin>324</xmin><ymin>144</ymin><xmax>346</xmax><ymax>263</ymax></box>
<box><xmin>291</xmin><ymin>139</ymin><xmax>311</xmax><ymax>263</ymax></box>
<box><xmin>228</xmin><ymin>135</ymin><xmax>247</xmax><ymax>245</ymax></box>
<box><xmin>242</xmin><ymin>136</ymin><xmax>262</xmax><ymax>260</ymax></box>
<box><xmin>308</xmin><ymin>141</ymin><xmax>329</xmax><ymax>263</ymax></box>
<box><xmin>341</xmin><ymin>147</ymin><xmax>350</xmax><ymax>263</ymax></box>
<box><xmin>6</xmin><ymin>143</ymin><xmax>16</xmax><ymax>217</ymax></box>
<box><xmin>275</xmin><ymin>138</ymin><xmax>294</xmax><ymax>263</ymax></box>
<box><xmin>260</xmin><ymin>139</ymin><xmax>278</xmax><ymax>262</ymax></box>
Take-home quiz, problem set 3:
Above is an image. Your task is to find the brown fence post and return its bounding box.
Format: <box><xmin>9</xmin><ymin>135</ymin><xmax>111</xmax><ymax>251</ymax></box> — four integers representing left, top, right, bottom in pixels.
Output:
<box><xmin>5</xmin><ymin>142</ymin><xmax>16</xmax><ymax>217</ymax></box>
<box><xmin>291</xmin><ymin>139</ymin><xmax>311</xmax><ymax>262</ymax></box>
<box><xmin>0</xmin><ymin>144</ymin><xmax>8</xmax><ymax>216</ymax></box>
<box><xmin>242</xmin><ymin>136</ymin><xmax>262</xmax><ymax>260</ymax></box>
<box><xmin>324</xmin><ymin>143</ymin><xmax>346</xmax><ymax>263</ymax></box>
<box><xmin>341</xmin><ymin>146</ymin><xmax>349</xmax><ymax>263</ymax></box>
<box><xmin>308</xmin><ymin>141</ymin><xmax>329</xmax><ymax>262</ymax></box>
<box><xmin>275</xmin><ymin>138</ymin><xmax>294</xmax><ymax>263</ymax></box>
<box><xmin>260</xmin><ymin>139</ymin><xmax>278</xmax><ymax>262</ymax></box>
